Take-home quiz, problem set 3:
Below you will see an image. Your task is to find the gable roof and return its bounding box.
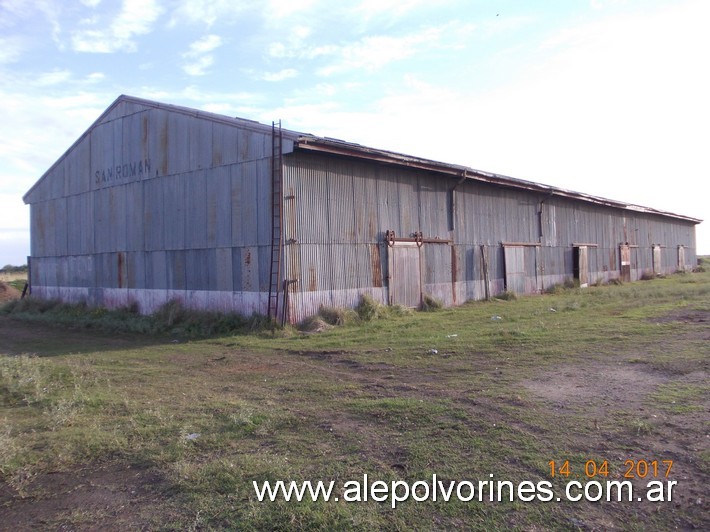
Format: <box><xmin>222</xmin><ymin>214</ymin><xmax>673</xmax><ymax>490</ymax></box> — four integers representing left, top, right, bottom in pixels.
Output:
<box><xmin>24</xmin><ymin>95</ymin><xmax>701</xmax><ymax>225</ymax></box>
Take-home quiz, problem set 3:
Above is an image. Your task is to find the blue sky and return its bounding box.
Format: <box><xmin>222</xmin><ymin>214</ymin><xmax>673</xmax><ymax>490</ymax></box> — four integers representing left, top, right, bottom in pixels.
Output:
<box><xmin>1</xmin><ymin>0</ymin><xmax>708</xmax><ymax>266</ymax></box>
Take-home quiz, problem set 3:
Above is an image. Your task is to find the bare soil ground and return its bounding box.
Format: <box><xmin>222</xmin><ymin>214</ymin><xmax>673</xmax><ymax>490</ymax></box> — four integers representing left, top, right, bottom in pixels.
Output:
<box><xmin>0</xmin><ymin>281</ymin><xmax>21</xmax><ymax>302</ymax></box>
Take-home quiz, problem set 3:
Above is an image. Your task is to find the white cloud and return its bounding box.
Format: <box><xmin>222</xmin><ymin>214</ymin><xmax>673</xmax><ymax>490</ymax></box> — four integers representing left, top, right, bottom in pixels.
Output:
<box><xmin>0</xmin><ymin>37</ymin><xmax>23</xmax><ymax>63</ymax></box>
<box><xmin>181</xmin><ymin>34</ymin><xmax>224</xmax><ymax>76</ymax></box>
<box><xmin>86</xmin><ymin>72</ymin><xmax>106</xmax><ymax>83</ymax></box>
<box><xmin>187</xmin><ymin>34</ymin><xmax>223</xmax><ymax>54</ymax></box>
<box><xmin>80</xmin><ymin>0</ymin><xmax>103</xmax><ymax>7</ymax></box>
<box><xmin>260</xmin><ymin>68</ymin><xmax>298</xmax><ymax>82</ymax></box>
<box><xmin>590</xmin><ymin>0</ymin><xmax>627</xmax><ymax>9</ymax></box>
<box><xmin>317</xmin><ymin>26</ymin><xmax>448</xmax><ymax>75</ymax></box>
<box><xmin>182</xmin><ymin>55</ymin><xmax>215</xmax><ymax>76</ymax></box>
<box><xmin>354</xmin><ymin>0</ymin><xmax>444</xmax><ymax>20</ymax></box>
<box><xmin>168</xmin><ymin>0</ymin><xmax>251</xmax><ymax>28</ymax></box>
<box><xmin>34</xmin><ymin>69</ymin><xmax>73</xmax><ymax>86</ymax></box>
<box><xmin>71</xmin><ymin>0</ymin><xmax>163</xmax><ymax>53</ymax></box>
<box><xmin>267</xmin><ymin>0</ymin><xmax>319</xmax><ymax>19</ymax></box>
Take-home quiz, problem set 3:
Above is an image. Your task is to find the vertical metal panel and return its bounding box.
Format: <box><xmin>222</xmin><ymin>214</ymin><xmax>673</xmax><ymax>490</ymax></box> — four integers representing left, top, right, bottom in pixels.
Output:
<box><xmin>503</xmin><ymin>246</ymin><xmax>526</xmax><ymax>294</ymax></box>
<box><xmin>418</xmin><ymin>175</ymin><xmax>448</xmax><ymax>238</ymax></box>
<box><xmin>258</xmin><ymin>245</ymin><xmax>271</xmax><ymax>292</ymax></box>
<box><xmin>285</xmin><ymin>155</ymin><xmax>329</xmax><ymax>245</ymax></box>
<box><xmin>91</xmin><ymin>122</ymin><xmax>115</xmax><ymax>191</ymax></box>
<box><xmin>205</xmin><ymin>248</ymin><xmax>218</xmax><ymax>291</ymax></box>
<box><xmin>167</xmin><ymin>112</ymin><xmax>191</xmax><ymax>175</ymax></box>
<box><xmin>677</xmin><ymin>245</ymin><xmax>686</xmax><ymax>271</ymax></box>
<box><xmin>145</xmin><ymin>251</ymin><xmax>167</xmax><ymax>289</ymax></box>
<box><xmin>388</xmin><ymin>243</ymin><xmax>421</xmax><ymax>307</ymax></box>
<box><xmin>167</xmin><ymin>250</ymin><xmax>186</xmax><ymax>289</ymax></box>
<box><xmin>149</xmin><ymin>108</ymin><xmax>169</xmax><ymax>178</ymax></box>
<box><xmin>189</xmin><ymin>119</ymin><xmax>213</xmax><ymax>170</ymax></box>
<box><xmin>186</xmin><ymin>171</ymin><xmax>208</xmax><ymax>249</ymax></box>
<box><xmin>215</xmin><ymin>247</ymin><xmax>233</xmax><ymax>291</ymax></box>
<box><xmin>93</xmin><ymin>188</ymin><xmax>110</xmax><ymax>254</ymax></box>
<box><xmin>144</xmin><ymin>178</ymin><xmax>165</xmax><ymax>251</ymax></box>
<box><xmin>652</xmin><ymin>245</ymin><xmax>661</xmax><ymax>274</ymax></box>
<box><xmin>127</xmin><ymin>252</ymin><xmax>145</xmax><ymax>289</ymax></box>
<box><xmin>163</xmin><ymin>174</ymin><xmax>187</xmax><ymax>250</ymax></box>
<box><xmin>240</xmin><ymin>247</ymin><xmax>259</xmax><ymax>291</ymax></box>
<box><xmin>239</xmin><ymin>130</ymin><xmax>268</xmax><ymax>161</ymax></box>
<box><xmin>121</xmin><ymin>110</ymin><xmax>146</xmax><ymax>168</ymax></box>
<box><xmin>326</xmin><ymin>163</ymin><xmax>355</xmax><ymax>243</ymax></box>
<box><xmin>232</xmin><ymin>161</ymin><xmax>260</xmax><ymax>246</ymax></box>
<box><xmin>296</xmin><ymin>244</ymin><xmax>328</xmax><ymax>293</ymax></box>
<box><xmin>619</xmin><ymin>244</ymin><xmax>631</xmax><ymax>282</ymax></box>
<box><xmin>49</xmin><ymin>161</ymin><xmax>65</xmax><ymax>200</ymax></box>
<box><xmin>352</xmin><ymin>165</ymin><xmax>379</xmax><ymax>242</ymax></box>
<box><xmin>206</xmin><ymin>166</ymin><xmax>232</xmax><ymax>248</ymax></box>
<box><xmin>212</xmin><ymin>123</ymin><xmax>240</xmax><ymax>166</ymax></box>
<box><xmin>52</xmin><ymin>198</ymin><xmax>68</xmax><ymax>256</ymax></box>
<box><xmin>109</xmin><ymin>185</ymin><xmax>127</xmax><ymax>252</ymax></box>
<box><xmin>256</xmin><ymin>158</ymin><xmax>271</xmax><ymax>247</ymax></box>
<box><xmin>125</xmin><ymin>182</ymin><xmax>144</xmax><ymax>251</ymax></box>
<box><xmin>65</xmin><ymin>139</ymin><xmax>91</xmax><ymax>196</ymax></box>
<box><xmin>574</xmin><ymin>246</ymin><xmax>589</xmax><ymax>287</ymax></box>
<box><xmin>231</xmin><ymin>247</ymin><xmax>243</xmax><ymax>291</ymax></box>
<box><xmin>376</xmin><ymin>167</ymin><xmax>401</xmax><ymax>236</ymax></box>
<box><xmin>397</xmin><ymin>169</ymin><xmax>418</xmax><ymax>234</ymax></box>
<box><xmin>185</xmin><ymin>249</ymin><xmax>209</xmax><ymax>290</ymax></box>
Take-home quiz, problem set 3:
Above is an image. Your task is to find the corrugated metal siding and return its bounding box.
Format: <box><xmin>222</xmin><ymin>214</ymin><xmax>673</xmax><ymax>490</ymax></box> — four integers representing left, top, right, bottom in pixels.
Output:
<box><xmin>25</xmin><ymin>99</ymin><xmax>699</xmax><ymax>321</ymax></box>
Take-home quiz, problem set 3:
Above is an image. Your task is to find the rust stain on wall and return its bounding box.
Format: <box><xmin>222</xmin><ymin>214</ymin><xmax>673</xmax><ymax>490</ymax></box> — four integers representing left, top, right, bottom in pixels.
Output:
<box><xmin>308</xmin><ymin>267</ymin><xmax>317</xmax><ymax>292</ymax></box>
<box><xmin>371</xmin><ymin>244</ymin><xmax>382</xmax><ymax>288</ymax></box>
<box><xmin>117</xmin><ymin>252</ymin><xmax>125</xmax><ymax>289</ymax></box>
<box><xmin>141</xmin><ymin>114</ymin><xmax>149</xmax><ymax>156</ymax></box>
<box><xmin>160</xmin><ymin>121</ymin><xmax>168</xmax><ymax>175</ymax></box>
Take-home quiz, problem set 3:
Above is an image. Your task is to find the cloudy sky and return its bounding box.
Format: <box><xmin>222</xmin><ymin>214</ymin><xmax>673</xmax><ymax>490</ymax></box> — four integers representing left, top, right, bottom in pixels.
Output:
<box><xmin>1</xmin><ymin>0</ymin><xmax>708</xmax><ymax>266</ymax></box>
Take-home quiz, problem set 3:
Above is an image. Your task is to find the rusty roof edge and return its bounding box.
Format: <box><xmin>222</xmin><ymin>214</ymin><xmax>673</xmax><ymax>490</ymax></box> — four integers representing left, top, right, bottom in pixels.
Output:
<box><xmin>295</xmin><ymin>135</ymin><xmax>702</xmax><ymax>224</ymax></box>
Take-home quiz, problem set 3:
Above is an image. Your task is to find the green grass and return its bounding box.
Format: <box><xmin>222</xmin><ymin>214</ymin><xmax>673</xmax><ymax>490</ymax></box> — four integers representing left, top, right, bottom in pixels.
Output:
<box><xmin>1</xmin><ymin>270</ymin><xmax>708</xmax><ymax>530</ymax></box>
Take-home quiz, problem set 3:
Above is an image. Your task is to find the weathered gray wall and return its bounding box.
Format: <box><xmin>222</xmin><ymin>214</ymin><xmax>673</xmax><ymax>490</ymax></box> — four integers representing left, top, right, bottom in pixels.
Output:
<box><xmin>26</xmin><ymin>98</ymin><xmax>698</xmax><ymax>323</ymax></box>
<box><xmin>282</xmin><ymin>151</ymin><xmax>697</xmax><ymax>322</ymax></box>
<box><xmin>27</xmin><ymin>98</ymin><xmax>295</xmax><ymax>315</ymax></box>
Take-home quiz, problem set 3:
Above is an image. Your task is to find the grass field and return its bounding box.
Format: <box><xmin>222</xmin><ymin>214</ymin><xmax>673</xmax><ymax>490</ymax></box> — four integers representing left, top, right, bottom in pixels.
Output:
<box><xmin>1</xmin><ymin>269</ymin><xmax>708</xmax><ymax>530</ymax></box>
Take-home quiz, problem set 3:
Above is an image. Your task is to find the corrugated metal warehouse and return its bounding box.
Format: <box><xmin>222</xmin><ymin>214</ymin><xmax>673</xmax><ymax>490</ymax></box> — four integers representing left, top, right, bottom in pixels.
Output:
<box><xmin>23</xmin><ymin>95</ymin><xmax>701</xmax><ymax>323</ymax></box>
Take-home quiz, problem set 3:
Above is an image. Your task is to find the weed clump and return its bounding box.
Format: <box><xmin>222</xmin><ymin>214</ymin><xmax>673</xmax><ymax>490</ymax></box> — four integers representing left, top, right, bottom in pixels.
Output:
<box><xmin>318</xmin><ymin>305</ymin><xmax>356</xmax><ymax>326</ymax></box>
<box><xmin>355</xmin><ymin>294</ymin><xmax>382</xmax><ymax>321</ymax></box>
<box><xmin>496</xmin><ymin>291</ymin><xmax>517</xmax><ymax>301</ymax></box>
<box><xmin>299</xmin><ymin>316</ymin><xmax>332</xmax><ymax>333</ymax></box>
<box><xmin>420</xmin><ymin>294</ymin><xmax>443</xmax><ymax>312</ymax></box>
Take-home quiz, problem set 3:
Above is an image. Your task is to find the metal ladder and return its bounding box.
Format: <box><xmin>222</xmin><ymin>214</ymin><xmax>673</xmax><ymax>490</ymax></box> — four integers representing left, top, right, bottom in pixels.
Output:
<box><xmin>267</xmin><ymin>120</ymin><xmax>283</xmax><ymax>321</ymax></box>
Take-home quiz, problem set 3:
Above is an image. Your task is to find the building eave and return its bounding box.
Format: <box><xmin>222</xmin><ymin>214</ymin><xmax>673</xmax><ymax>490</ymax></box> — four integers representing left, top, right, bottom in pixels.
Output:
<box><xmin>295</xmin><ymin>135</ymin><xmax>702</xmax><ymax>225</ymax></box>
